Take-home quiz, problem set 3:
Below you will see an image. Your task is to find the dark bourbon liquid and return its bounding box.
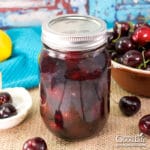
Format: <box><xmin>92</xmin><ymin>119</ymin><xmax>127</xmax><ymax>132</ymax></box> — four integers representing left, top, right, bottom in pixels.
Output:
<box><xmin>40</xmin><ymin>46</ymin><xmax>111</xmax><ymax>140</ymax></box>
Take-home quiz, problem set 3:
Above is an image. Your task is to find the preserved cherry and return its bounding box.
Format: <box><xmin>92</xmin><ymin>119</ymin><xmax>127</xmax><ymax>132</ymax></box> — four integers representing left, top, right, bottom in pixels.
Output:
<box><xmin>40</xmin><ymin>49</ymin><xmax>110</xmax><ymax>140</ymax></box>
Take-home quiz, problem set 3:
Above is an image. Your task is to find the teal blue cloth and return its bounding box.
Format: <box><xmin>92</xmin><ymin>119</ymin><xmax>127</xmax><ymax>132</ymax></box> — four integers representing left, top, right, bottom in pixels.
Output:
<box><xmin>0</xmin><ymin>26</ymin><xmax>42</xmax><ymax>89</ymax></box>
<box><xmin>0</xmin><ymin>24</ymin><xmax>112</xmax><ymax>89</ymax></box>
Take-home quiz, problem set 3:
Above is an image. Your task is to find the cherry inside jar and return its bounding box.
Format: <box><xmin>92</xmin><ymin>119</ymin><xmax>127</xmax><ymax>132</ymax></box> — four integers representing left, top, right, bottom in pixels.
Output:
<box><xmin>39</xmin><ymin>14</ymin><xmax>111</xmax><ymax>140</ymax></box>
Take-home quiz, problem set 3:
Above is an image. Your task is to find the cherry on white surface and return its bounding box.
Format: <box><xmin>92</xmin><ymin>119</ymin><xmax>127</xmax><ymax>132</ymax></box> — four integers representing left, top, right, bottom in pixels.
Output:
<box><xmin>0</xmin><ymin>87</ymin><xmax>32</xmax><ymax>129</ymax></box>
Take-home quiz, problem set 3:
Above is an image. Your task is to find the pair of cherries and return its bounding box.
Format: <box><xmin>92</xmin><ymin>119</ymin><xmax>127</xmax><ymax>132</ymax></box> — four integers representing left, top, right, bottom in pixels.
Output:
<box><xmin>0</xmin><ymin>92</ymin><xmax>17</xmax><ymax>118</ymax></box>
<box><xmin>119</xmin><ymin>96</ymin><xmax>150</xmax><ymax>136</ymax></box>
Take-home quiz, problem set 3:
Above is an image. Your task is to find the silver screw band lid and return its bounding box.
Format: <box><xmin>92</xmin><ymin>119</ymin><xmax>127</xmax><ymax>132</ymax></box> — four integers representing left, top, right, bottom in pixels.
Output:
<box><xmin>42</xmin><ymin>14</ymin><xmax>107</xmax><ymax>51</ymax></box>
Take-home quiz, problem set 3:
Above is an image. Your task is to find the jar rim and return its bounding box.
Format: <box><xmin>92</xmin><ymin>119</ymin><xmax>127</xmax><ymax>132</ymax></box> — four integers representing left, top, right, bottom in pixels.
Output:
<box><xmin>42</xmin><ymin>14</ymin><xmax>107</xmax><ymax>51</ymax></box>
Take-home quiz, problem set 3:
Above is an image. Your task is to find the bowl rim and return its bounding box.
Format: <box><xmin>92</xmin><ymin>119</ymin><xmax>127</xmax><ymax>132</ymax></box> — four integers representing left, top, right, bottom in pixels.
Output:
<box><xmin>111</xmin><ymin>60</ymin><xmax>150</xmax><ymax>75</ymax></box>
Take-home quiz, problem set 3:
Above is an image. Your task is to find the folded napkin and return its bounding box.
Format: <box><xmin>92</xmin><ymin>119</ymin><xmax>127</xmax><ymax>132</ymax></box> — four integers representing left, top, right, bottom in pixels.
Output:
<box><xmin>0</xmin><ymin>26</ymin><xmax>42</xmax><ymax>89</ymax></box>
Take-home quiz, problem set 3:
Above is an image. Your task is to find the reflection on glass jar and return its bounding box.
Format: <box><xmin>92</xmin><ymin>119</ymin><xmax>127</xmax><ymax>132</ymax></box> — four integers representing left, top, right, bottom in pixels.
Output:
<box><xmin>39</xmin><ymin>14</ymin><xmax>111</xmax><ymax>140</ymax></box>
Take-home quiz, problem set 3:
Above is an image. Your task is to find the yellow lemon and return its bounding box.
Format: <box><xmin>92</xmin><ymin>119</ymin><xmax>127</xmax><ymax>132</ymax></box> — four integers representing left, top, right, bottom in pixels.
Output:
<box><xmin>0</xmin><ymin>30</ymin><xmax>12</xmax><ymax>62</ymax></box>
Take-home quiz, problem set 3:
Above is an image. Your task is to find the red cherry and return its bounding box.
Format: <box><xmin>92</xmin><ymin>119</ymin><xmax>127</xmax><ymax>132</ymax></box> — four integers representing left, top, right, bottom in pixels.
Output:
<box><xmin>0</xmin><ymin>103</ymin><xmax>17</xmax><ymax>119</ymax></box>
<box><xmin>119</xmin><ymin>96</ymin><xmax>141</xmax><ymax>116</ymax></box>
<box><xmin>115</xmin><ymin>37</ymin><xmax>135</xmax><ymax>54</ymax></box>
<box><xmin>122</xmin><ymin>50</ymin><xmax>143</xmax><ymax>67</ymax></box>
<box><xmin>139</xmin><ymin>114</ymin><xmax>150</xmax><ymax>136</ymax></box>
<box><xmin>0</xmin><ymin>92</ymin><xmax>12</xmax><ymax>106</ymax></box>
<box><xmin>22</xmin><ymin>137</ymin><xmax>47</xmax><ymax>150</ymax></box>
<box><xmin>131</xmin><ymin>26</ymin><xmax>150</xmax><ymax>46</ymax></box>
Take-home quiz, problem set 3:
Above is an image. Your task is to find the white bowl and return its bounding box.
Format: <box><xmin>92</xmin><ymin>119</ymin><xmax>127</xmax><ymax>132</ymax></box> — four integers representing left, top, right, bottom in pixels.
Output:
<box><xmin>0</xmin><ymin>87</ymin><xmax>32</xmax><ymax>130</ymax></box>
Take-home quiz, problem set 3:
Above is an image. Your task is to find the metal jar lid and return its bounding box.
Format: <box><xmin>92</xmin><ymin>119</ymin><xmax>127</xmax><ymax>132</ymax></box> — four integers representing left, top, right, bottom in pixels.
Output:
<box><xmin>42</xmin><ymin>14</ymin><xmax>107</xmax><ymax>51</ymax></box>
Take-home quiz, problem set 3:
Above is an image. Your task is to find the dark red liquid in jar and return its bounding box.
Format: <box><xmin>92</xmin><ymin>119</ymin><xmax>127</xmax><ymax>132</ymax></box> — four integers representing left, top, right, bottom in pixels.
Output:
<box><xmin>39</xmin><ymin>46</ymin><xmax>111</xmax><ymax>140</ymax></box>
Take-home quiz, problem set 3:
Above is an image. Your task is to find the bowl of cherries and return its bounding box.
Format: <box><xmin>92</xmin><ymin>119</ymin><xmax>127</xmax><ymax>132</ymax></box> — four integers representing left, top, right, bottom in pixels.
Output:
<box><xmin>0</xmin><ymin>87</ymin><xmax>32</xmax><ymax>129</ymax></box>
<box><xmin>107</xmin><ymin>21</ymin><xmax>150</xmax><ymax>97</ymax></box>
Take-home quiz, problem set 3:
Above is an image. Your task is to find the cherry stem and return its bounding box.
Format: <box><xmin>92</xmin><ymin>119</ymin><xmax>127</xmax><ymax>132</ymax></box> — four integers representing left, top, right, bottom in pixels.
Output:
<box><xmin>138</xmin><ymin>63</ymin><xmax>144</xmax><ymax>69</ymax></box>
<box><xmin>94</xmin><ymin>82</ymin><xmax>101</xmax><ymax>102</ymax></box>
<box><xmin>58</xmin><ymin>80</ymin><xmax>67</xmax><ymax>110</ymax></box>
<box><xmin>142</xmin><ymin>50</ymin><xmax>146</xmax><ymax>68</ymax></box>
<box><xmin>112</xmin><ymin>22</ymin><xmax>122</xmax><ymax>43</ymax></box>
<box><xmin>128</xmin><ymin>21</ymin><xmax>134</xmax><ymax>32</ymax></box>
<box><xmin>112</xmin><ymin>33</ymin><xmax>121</xmax><ymax>43</ymax></box>
<box><xmin>79</xmin><ymin>82</ymin><xmax>85</xmax><ymax>121</ymax></box>
<box><xmin>138</xmin><ymin>58</ymin><xmax>150</xmax><ymax>69</ymax></box>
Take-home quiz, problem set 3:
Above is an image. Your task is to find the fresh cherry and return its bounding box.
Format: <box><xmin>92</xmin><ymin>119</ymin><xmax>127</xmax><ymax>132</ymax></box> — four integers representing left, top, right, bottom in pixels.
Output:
<box><xmin>0</xmin><ymin>92</ymin><xmax>12</xmax><ymax>106</ymax></box>
<box><xmin>115</xmin><ymin>37</ymin><xmax>135</xmax><ymax>54</ymax></box>
<box><xmin>122</xmin><ymin>50</ymin><xmax>143</xmax><ymax>67</ymax></box>
<box><xmin>0</xmin><ymin>103</ymin><xmax>17</xmax><ymax>119</ymax></box>
<box><xmin>22</xmin><ymin>137</ymin><xmax>47</xmax><ymax>150</ymax></box>
<box><xmin>119</xmin><ymin>96</ymin><xmax>141</xmax><ymax>116</ymax></box>
<box><xmin>131</xmin><ymin>26</ymin><xmax>150</xmax><ymax>46</ymax></box>
<box><xmin>114</xmin><ymin>22</ymin><xmax>130</xmax><ymax>37</ymax></box>
<box><xmin>139</xmin><ymin>114</ymin><xmax>150</xmax><ymax>136</ymax></box>
<box><xmin>107</xmin><ymin>21</ymin><xmax>150</xmax><ymax>70</ymax></box>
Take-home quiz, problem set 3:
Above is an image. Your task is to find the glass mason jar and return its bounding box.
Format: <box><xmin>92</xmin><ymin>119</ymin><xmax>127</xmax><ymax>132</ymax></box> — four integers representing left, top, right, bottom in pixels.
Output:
<box><xmin>39</xmin><ymin>14</ymin><xmax>111</xmax><ymax>140</ymax></box>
